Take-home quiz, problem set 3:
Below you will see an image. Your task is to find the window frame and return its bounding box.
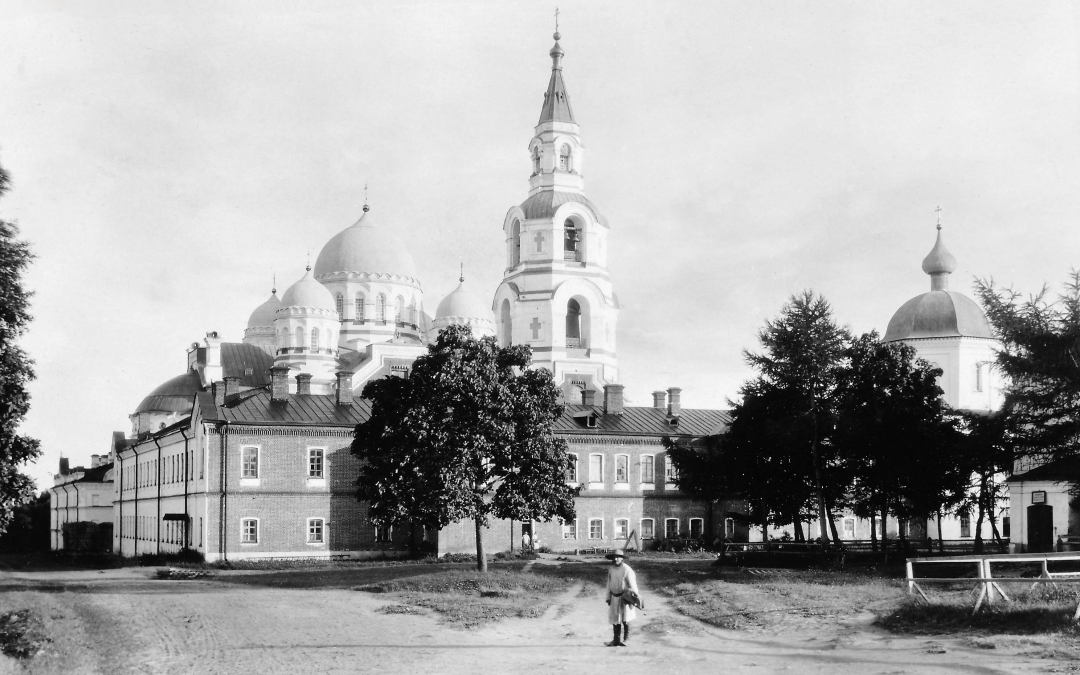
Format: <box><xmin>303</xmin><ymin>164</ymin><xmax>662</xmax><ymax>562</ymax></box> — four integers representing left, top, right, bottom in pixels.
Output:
<box><xmin>307</xmin><ymin>517</ymin><xmax>325</xmax><ymax>544</ymax></box>
<box><xmin>689</xmin><ymin>517</ymin><xmax>704</xmax><ymax>540</ymax></box>
<box><xmin>614</xmin><ymin>518</ymin><xmax>629</xmax><ymax>540</ymax></box>
<box><xmin>640</xmin><ymin>518</ymin><xmax>655</xmax><ymax>540</ymax></box>
<box><xmin>960</xmin><ymin>514</ymin><xmax>972</xmax><ymax>538</ymax></box>
<box><xmin>562</xmin><ymin>518</ymin><xmax>578</xmax><ymax>540</ymax></box>
<box><xmin>307</xmin><ymin>447</ymin><xmax>325</xmax><ymax>480</ymax></box>
<box><xmin>665</xmin><ymin>518</ymin><xmax>679</xmax><ymax>539</ymax></box>
<box><xmin>241</xmin><ymin>518</ymin><xmax>259</xmax><ymax>544</ymax></box>
<box><xmin>588</xmin><ymin>453</ymin><xmax>604</xmax><ymax>486</ymax></box>
<box><xmin>355</xmin><ymin>294</ymin><xmax>365</xmax><ymax>321</ymax></box>
<box><xmin>614</xmin><ymin>454</ymin><xmax>629</xmax><ymax>485</ymax></box>
<box><xmin>565</xmin><ymin>452</ymin><xmax>579</xmax><ymax>484</ymax></box>
<box><xmin>664</xmin><ymin>453</ymin><xmax>679</xmax><ymax>488</ymax></box>
<box><xmin>240</xmin><ymin>445</ymin><xmax>260</xmax><ymax>482</ymax></box>
<box><xmin>588</xmin><ymin>518</ymin><xmax>604</xmax><ymax>540</ymax></box>
<box><xmin>640</xmin><ymin>454</ymin><xmax>655</xmax><ymax>489</ymax></box>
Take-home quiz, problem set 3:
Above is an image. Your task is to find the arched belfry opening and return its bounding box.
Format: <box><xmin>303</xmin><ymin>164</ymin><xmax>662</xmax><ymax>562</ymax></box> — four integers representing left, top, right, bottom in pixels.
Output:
<box><xmin>563</xmin><ymin>218</ymin><xmax>581</xmax><ymax>262</ymax></box>
<box><xmin>566</xmin><ymin>299</ymin><xmax>581</xmax><ymax>347</ymax></box>
<box><xmin>500</xmin><ymin>299</ymin><xmax>513</xmax><ymax>348</ymax></box>
<box><xmin>531</xmin><ymin>146</ymin><xmax>541</xmax><ymax>174</ymax></box>
<box><xmin>512</xmin><ymin>220</ymin><xmax>522</xmax><ymax>267</ymax></box>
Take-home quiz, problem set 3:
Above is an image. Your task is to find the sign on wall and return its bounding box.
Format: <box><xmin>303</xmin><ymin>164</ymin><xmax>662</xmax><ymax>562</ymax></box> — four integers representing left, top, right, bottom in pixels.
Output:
<box><xmin>1032</xmin><ymin>491</ymin><xmax>1047</xmax><ymax>504</ymax></box>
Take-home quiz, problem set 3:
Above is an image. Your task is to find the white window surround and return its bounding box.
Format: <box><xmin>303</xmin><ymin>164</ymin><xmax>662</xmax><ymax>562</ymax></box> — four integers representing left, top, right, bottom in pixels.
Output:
<box><xmin>640</xmin><ymin>454</ymin><xmax>655</xmax><ymax>489</ymax></box>
<box><xmin>588</xmin><ymin>453</ymin><xmax>604</xmax><ymax>488</ymax></box>
<box><xmin>565</xmin><ymin>452</ymin><xmax>579</xmax><ymax>485</ymax></box>
<box><xmin>615</xmin><ymin>518</ymin><xmax>629</xmax><ymax>540</ymax></box>
<box><xmin>588</xmin><ymin>518</ymin><xmax>604</xmax><ymax>540</ymax></box>
<box><xmin>689</xmin><ymin>518</ymin><xmax>704</xmax><ymax>539</ymax></box>
<box><xmin>241</xmin><ymin>518</ymin><xmax>259</xmax><ymax>545</ymax></box>
<box><xmin>240</xmin><ymin>446</ymin><xmax>260</xmax><ymax>486</ymax></box>
<box><xmin>307</xmin><ymin>447</ymin><xmax>326</xmax><ymax>485</ymax></box>
<box><xmin>307</xmin><ymin>517</ymin><xmax>325</xmax><ymax>545</ymax></box>
<box><xmin>640</xmin><ymin>518</ymin><xmax>655</xmax><ymax>540</ymax></box>
<box><xmin>562</xmin><ymin>519</ymin><xmax>577</xmax><ymax>540</ymax></box>
<box><xmin>665</xmin><ymin>518</ymin><xmax>679</xmax><ymax>538</ymax></box>
<box><xmin>615</xmin><ymin>454</ymin><xmax>629</xmax><ymax>483</ymax></box>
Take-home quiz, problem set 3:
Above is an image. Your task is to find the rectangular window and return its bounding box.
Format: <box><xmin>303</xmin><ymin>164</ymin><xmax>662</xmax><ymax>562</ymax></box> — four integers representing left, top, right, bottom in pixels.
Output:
<box><xmin>241</xmin><ymin>446</ymin><xmax>259</xmax><ymax>479</ymax></box>
<box><xmin>665</xmin><ymin>518</ymin><xmax>679</xmax><ymax>539</ymax></box>
<box><xmin>91</xmin><ymin>494</ymin><xmax>100</xmax><ymax>506</ymax></box>
<box><xmin>241</xmin><ymin>518</ymin><xmax>258</xmax><ymax>544</ymax></box>
<box><xmin>690</xmin><ymin>518</ymin><xmax>703</xmax><ymax>539</ymax></box>
<box><xmin>640</xmin><ymin>455</ymin><xmax>655</xmax><ymax>484</ymax></box>
<box><xmin>960</xmin><ymin>515</ymin><xmax>971</xmax><ymax>538</ymax></box>
<box><xmin>665</xmin><ymin>454</ymin><xmax>679</xmax><ymax>484</ymax></box>
<box><xmin>640</xmin><ymin>519</ymin><xmax>655</xmax><ymax>540</ymax></box>
<box><xmin>843</xmin><ymin>518</ymin><xmax>855</xmax><ymax>539</ymax></box>
<box><xmin>562</xmin><ymin>519</ymin><xmax>577</xmax><ymax>540</ymax></box>
<box><xmin>375</xmin><ymin>524</ymin><xmax>393</xmax><ymax>543</ymax></box>
<box><xmin>974</xmin><ymin>363</ymin><xmax>984</xmax><ymax>392</ymax></box>
<box><xmin>615</xmin><ymin>455</ymin><xmax>628</xmax><ymax>483</ymax></box>
<box><xmin>725</xmin><ymin>517</ymin><xmax>735</xmax><ymax>538</ymax></box>
<box><xmin>308</xmin><ymin>448</ymin><xmax>324</xmax><ymax>478</ymax></box>
<box><xmin>589</xmin><ymin>518</ymin><xmax>603</xmax><ymax>540</ymax></box>
<box><xmin>565</xmin><ymin>453</ymin><xmax>578</xmax><ymax>483</ymax></box>
<box><xmin>615</xmin><ymin>519</ymin><xmax>629</xmax><ymax>540</ymax></box>
<box><xmin>308</xmin><ymin>518</ymin><xmax>324</xmax><ymax>543</ymax></box>
<box><xmin>589</xmin><ymin>454</ymin><xmax>603</xmax><ymax>483</ymax></box>
<box><xmin>199</xmin><ymin>517</ymin><xmax>203</xmax><ymax>546</ymax></box>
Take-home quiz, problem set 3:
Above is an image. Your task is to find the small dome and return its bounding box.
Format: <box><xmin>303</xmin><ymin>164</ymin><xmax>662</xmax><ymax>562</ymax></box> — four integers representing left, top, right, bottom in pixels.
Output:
<box><xmin>313</xmin><ymin>207</ymin><xmax>417</xmax><ymax>280</ymax></box>
<box><xmin>247</xmin><ymin>291</ymin><xmax>281</xmax><ymax>329</ymax></box>
<box><xmin>280</xmin><ymin>268</ymin><xmax>336</xmax><ymax>312</ymax></box>
<box><xmin>921</xmin><ymin>228</ymin><xmax>957</xmax><ymax>276</ymax></box>
<box><xmin>134</xmin><ymin>371</ymin><xmax>202</xmax><ymax>414</ymax></box>
<box><xmin>883</xmin><ymin>290</ymin><xmax>993</xmax><ymax>342</ymax></box>
<box><xmin>436</xmin><ymin>280</ymin><xmax>493</xmax><ymax>323</ymax></box>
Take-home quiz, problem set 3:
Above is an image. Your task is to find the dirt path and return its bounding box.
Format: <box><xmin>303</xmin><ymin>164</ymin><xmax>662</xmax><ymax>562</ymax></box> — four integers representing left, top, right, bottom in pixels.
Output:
<box><xmin>0</xmin><ymin>566</ymin><xmax>1071</xmax><ymax>675</ymax></box>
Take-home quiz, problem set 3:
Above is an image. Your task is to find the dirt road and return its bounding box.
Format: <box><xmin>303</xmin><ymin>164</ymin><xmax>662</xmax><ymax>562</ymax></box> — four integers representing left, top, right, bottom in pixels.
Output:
<box><xmin>0</xmin><ymin>565</ymin><xmax>1071</xmax><ymax>675</ymax></box>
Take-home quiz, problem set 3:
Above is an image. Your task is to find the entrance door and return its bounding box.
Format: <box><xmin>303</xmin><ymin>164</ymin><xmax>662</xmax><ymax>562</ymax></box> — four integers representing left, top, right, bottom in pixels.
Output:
<box><xmin>1027</xmin><ymin>504</ymin><xmax>1054</xmax><ymax>552</ymax></box>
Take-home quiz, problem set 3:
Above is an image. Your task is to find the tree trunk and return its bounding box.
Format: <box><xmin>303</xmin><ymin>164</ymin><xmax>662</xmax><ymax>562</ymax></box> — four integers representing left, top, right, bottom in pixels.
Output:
<box><xmin>793</xmin><ymin>517</ymin><xmax>804</xmax><ymax>543</ymax></box>
<box><xmin>409</xmin><ymin>521</ymin><xmax>418</xmax><ymax>559</ymax></box>
<box><xmin>974</xmin><ymin>473</ymin><xmax>988</xmax><ymax>554</ymax></box>
<box><xmin>880</xmin><ymin>503</ymin><xmax>889</xmax><ymax>564</ymax></box>
<box><xmin>475</xmin><ymin>516</ymin><xmax>487</xmax><ymax>573</ymax></box>
<box><xmin>760</xmin><ymin>501</ymin><xmax>769</xmax><ymax>547</ymax></box>
<box><xmin>870</xmin><ymin>513</ymin><xmax>878</xmax><ymax>553</ymax></box>
<box><xmin>810</xmin><ymin>432</ymin><xmax>831</xmax><ymax>551</ymax></box>
<box><xmin>827</xmin><ymin>502</ymin><xmax>841</xmax><ymax>544</ymax></box>
<box><xmin>937</xmin><ymin>510</ymin><xmax>945</xmax><ymax>554</ymax></box>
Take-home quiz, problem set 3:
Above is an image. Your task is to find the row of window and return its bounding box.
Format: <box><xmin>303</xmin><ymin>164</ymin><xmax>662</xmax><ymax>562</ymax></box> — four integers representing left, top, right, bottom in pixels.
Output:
<box><xmin>530</xmin><ymin>143</ymin><xmax>575</xmax><ymax>173</ymax></box>
<box><xmin>122</xmin><ymin>451</ymin><xmax>195</xmax><ymax>490</ymax></box>
<box><xmin>565</xmin><ymin>453</ymin><xmax>678</xmax><ymax>485</ymax></box>
<box><xmin>241</xmin><ymin>447</ymin><xmax>323</xmax><ymax>480</ymax></box>
<box><xmin>562</xmin><ymin>517</ymin><xmax>707</xmax><ymax>541</ymax></box>
<box><xmin>240</xmin><ymin>517</ymin><xmax>327</xmax><ymax>544</ymax></box>
<box><xmin>333</xmin><ymin>293</ymin><xmax>418</xmax><ymax>324</ymax></box>
<box><xmin>119</xmin><ymin>515</ymin><xmax>190</xmax><ymax>544</ymax></box>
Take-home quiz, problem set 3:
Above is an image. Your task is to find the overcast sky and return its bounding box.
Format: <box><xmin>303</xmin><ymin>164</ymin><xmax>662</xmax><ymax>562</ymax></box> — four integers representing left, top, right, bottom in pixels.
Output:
<box><xmin>3</xmin><ymin>1</ymin><xmax>1078</xmax><ymax>491</ymax></box>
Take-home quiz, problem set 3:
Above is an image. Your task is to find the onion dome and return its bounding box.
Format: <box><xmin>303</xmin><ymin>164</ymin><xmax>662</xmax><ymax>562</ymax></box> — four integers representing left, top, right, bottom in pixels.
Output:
<box><xmin>246</xmin><ymin>290</ymin><xmax>282</xmax><ymax>329</ymax></box>
<box><xmin>434</xmin><ymin>273</ymin><xmax>495</xmax><ymax>337</ymax></box>
<box><xmin>134</xmin><ymin>371</ymin><xmax>202</xmax><ymax>414</ymax></box>
<box><xmin>280</xmin><ymin>267</ymin><xmax>336</xmax><ymax>312</ymax></box>
<box><xmin>883</xmin><ymin>216</ymin><xmax>992</xmax><ymax>342</ymax></box>
<box><xmin>313</xmin><ymin>205</ymin><xmax>417</xmax><ymax>280</ymax></box>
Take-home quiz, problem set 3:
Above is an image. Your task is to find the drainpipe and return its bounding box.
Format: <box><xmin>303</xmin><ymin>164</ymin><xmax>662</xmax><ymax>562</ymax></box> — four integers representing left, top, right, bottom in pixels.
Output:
<box><xmin>218</xmin><ymin>423</ymin><xmax>229</xmax><ymax>562</ymax></box>
<box><xmin>133</xmin><ymin>442</ymin><xmax>142</xmax><ymax>556</ymax></box>
<box><xmin>181</xmin><ymin>429</ymin><xmax>189</xmax><ymax>549</ymax></box>
<box><xmin>117</xmin><ymin>450</ymin><xmax>123</xmax><ymax>556</ymax></box>
<box><xmin>154</xmin><ymin>437</ymin><xmax>163</xmax><ymax>556</ymax></box>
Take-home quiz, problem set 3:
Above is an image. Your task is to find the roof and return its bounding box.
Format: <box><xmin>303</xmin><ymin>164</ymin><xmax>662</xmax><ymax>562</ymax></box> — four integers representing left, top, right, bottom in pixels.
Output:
<box><xmin>206</xmin><ymin>390</ymin><xmax>729</xmax><ymax>439</ymax></box>
<box><xmin>246</xmin><ymin>291</ymin><xmax>281</xmax><ymax>330</ymax></box>
<box><xmin>220</xmin><ymin>342</ymin><xmax>274</xmax><ymax>388</ymax></box>
<box><xmin>922</xmin><ymin>227</ymin><xmax>958</xmax><ymax>276</ymax></box>
<box><xmin>135</xmin><ymin>371</ymin><xmax>202</xmax><ymax>414</ymax></box>
<box><xmin>883</xmin><ymin>290</ymin><xmax>993</xmax><ymax>341</ymax></box>
<box><xmin>1008</xmin><ymin>456</ymin><xmax>1080</xmax><ymax>483</ymax></box>
<box><xmin>520</xmin><ymin>190</ymin><xmax>608</xmax><ymax>228</ymax></box>
<box><xmin>538</xmin><ymin>35</ymin><xmax>575</xmax><ymax>124</ymax></box>
<box><xmin>313</xmin><ymin>207</ymin><xmax>417</xmax><ymax>280</ymax></box>
<box><xmin>555</xmin><ymin>405</ymin><xmax>731</xmax><ymax>437</ymax></box>
<box><xmin>435</xmin><ymin>279</ymin><xmax>494</xmax><ymax>323</ymax></box>
<box><xmin>280</xmin><ymin>268</ymin><xmax>336</xmax><ymax>312</ymax></box>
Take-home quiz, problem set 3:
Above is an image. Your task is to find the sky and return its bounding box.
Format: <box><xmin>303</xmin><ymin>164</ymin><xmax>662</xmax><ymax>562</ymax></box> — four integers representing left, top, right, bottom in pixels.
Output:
<box><xmin>2</xmin><ymin>1</ymin><xmax>1078</xmax><ymax>492</ymax></box>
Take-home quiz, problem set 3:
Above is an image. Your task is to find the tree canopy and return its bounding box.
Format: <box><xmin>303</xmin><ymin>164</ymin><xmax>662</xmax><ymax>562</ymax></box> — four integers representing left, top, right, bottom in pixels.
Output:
<box><xmin>352</xmin><ymin>324</ymin><xmax>576</xmax><ymax>571</ymax></box>
<box><xmin>0</xmin><ymin>160</ymin><xmax>41</xmax><ymax>535</ymax></box>
<box><xmin>975</xmin><ymin>272</ymin><xmax>1080</xmax><ymax>462</ymax></box>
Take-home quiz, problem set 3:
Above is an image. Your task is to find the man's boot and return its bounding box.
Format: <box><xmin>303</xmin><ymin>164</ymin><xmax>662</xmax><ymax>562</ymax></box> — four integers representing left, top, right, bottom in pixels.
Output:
<box><xmin>621</xmin><ymin>622</ymin><xmax>630</xmax><ymax>645</ymax></box>
<box><xmin>605</xmin><ymin>624</ymin><xmax>623</xmax><ymax>647</ymax></box>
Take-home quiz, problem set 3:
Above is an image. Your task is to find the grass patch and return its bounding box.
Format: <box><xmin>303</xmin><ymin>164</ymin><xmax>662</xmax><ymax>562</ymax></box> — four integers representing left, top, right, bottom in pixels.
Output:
<box><xmin>355</xmin><ymin>569</ymin><xmax>572</xmax><ymax>628</ymax></box>
<box><xmin>0</xmin><ymin>609</ymin><xmax>51</xmax><ymax>659</ymax></box>
<box><xmin>880</xmin><ymin>585</ymin><xmax>1080</xmax><ymax>636</ymax></box>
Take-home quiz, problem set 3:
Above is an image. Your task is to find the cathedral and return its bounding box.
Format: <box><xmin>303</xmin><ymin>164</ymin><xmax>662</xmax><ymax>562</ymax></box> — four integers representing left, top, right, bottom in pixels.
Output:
<box><xmin>55</xmin><ymin>31</ymin><xmax>733</xmax><ymax>561</ymax></box>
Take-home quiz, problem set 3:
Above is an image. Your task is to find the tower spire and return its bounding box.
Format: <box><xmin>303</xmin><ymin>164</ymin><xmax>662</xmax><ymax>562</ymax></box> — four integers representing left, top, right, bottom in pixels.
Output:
<box><xmin>922</xmin><ymin>206</ymin><xmax>957</xmax><ymax>291</ymax></box>
<box><xmin>538</xmin><ymin>28</ymin><xmax>575</xmax><ymax>124</ymax></box>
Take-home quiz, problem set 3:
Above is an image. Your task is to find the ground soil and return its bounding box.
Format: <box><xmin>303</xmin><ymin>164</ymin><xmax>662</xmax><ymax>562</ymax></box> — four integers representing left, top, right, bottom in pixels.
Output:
<box><xmin>1</xmin><ymin>558</ymin><xmax>1077</xmax><ymax>675</ymax></box>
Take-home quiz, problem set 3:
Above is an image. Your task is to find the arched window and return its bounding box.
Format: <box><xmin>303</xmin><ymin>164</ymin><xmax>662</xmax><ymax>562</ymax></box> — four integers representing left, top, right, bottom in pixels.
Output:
<box><xmin>310</xmin><ymin>328</ymin><xmax>319</xmax><ymax>351</ymax></box>
<box><xmin>355</xmin><ymin>293</ymin><xmax>365</xmax><ymax>321</ymax></box>
<box><xmin>512</xmin><ymin>220</ymin><xmax>521</xmax><ymax>266</ymax></box>
<box><xmin>500</xmin><ymin>299</ymin><xmax>512</xmax><ymax>348</ymax></box>
<box><xmin>559</xmin><ymin>144</ymin><xmax>571</xmax><ymax>172</ymax></box>
<box><xmin>532</xmin><ymin>146</ymin><xmax>541</xmax><ymax>173</ymax></box>
<box><xmin>563</xmin><ymin>218</ymin><xmax>579</xmax><ymax>260</ymax></box>
<box><xmin>335</xmin><ymin>294</ymin><xmax>344</xmax><ymax>320</ymax></box>
<box><xmin>375</xmin><ymin>295</ymin><xmax>386</xmax><ymax>322</ymax></box>
<box><xmin>295</xmin><ymin>327</ymin><xmax>304</xmax><ymax>348</ymax></box>
<box><xmin>409</xmin><ymin>298</ymin><xmax>417</xmax><ymax>325</ymax></box>
<box><xmin>394</xmin><ymin>296</ymin><xmax>404</xmax><ymax>324</ymax></box>
<box><xmin>566</xmin><ymin>299</ymin><xmax>581</xmax><ymax>347</ymax></box>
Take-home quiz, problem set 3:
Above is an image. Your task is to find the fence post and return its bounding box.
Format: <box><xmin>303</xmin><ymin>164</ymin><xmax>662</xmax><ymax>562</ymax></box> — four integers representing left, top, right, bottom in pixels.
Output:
<box><xmin>984</xmin><ymin>559</ymin><xmax>996</xmax><ymax>604</ymax></box>
<box><xmin>906</xmin><ymin>561</ymin><xmax>914</xmax><ymax>595</ymax></box>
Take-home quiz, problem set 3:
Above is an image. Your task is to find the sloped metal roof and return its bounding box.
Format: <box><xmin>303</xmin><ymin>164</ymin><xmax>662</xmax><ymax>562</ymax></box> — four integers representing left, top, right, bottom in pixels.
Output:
<box><xmin>220</xmin><ymin>342</ymin><xmax>274</xmax><ymax>387</ymax></box>
<box><xmin>555</xmin><ymin>405</ymin><xmax>731</xmax><ymax>438</ymax></box>
<box><xmin>520</xmin><ymin>190</ymin><xmax>609</xmax><ymax>228</ymax></box>
<box><xmin>221</xmin><ymin>391</ymin><xmax>371</xmax><ymax>427</ymax></box>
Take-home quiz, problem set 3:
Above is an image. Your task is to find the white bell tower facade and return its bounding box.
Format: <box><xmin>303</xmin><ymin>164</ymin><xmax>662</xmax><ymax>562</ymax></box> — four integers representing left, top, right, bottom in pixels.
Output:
<box><xmin>492</xmin><ymin>32</ymin><xmax>619</xmax><ymax>404</ymax></box>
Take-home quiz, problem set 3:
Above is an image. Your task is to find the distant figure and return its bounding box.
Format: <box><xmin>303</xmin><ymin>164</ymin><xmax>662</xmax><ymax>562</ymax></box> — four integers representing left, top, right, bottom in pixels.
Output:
<box><xmin>521</xmin><ymin>532</ymin><xmax>531</xmax><ymax>550</ymax></box>
<box><xmin>604</xmin><ymin>550</ymin><xmax>640</xmax><ymax>647</ymax></box>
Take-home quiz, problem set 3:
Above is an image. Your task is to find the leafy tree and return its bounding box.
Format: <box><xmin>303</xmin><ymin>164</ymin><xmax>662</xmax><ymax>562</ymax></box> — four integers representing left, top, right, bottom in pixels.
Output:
<box><xmin>0</xmin><ymin>491</ymin><xmax>49</xmax><ymax>552</ymax></box>
<box><xmin>833</xmin><ymin>332</ymin><xmax>965</xmax><ymax>553</ymax></box>
<box><xmin>352</xmin><ymin>324</ymin><xmax>576</xmax><ymax>572</ymax></box>
<box><xmin>743</xmin><ymin>290</ymin><xmax>850</xmax><ymax>546</ymax></box>
<box><xmin>975</xmin><ymin>273</ymin><xmax>1080</xmax><ymax>463</ymax></box>
<box><xmin>0</xmin><ymin>160</ymin><xmax>41</xmax><ymax>535</ymax></box>
<box><xmin>955</xmin><ymin>410</ymin><xmax>1012</xmax><ymax>553</ymax></box>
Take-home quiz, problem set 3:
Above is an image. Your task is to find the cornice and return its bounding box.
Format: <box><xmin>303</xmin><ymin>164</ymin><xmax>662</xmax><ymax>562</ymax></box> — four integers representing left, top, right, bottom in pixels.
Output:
<box><xmin>316</xmin><ymin>271</ymin><xmax>423</xmax><ymax>289</ymax></box>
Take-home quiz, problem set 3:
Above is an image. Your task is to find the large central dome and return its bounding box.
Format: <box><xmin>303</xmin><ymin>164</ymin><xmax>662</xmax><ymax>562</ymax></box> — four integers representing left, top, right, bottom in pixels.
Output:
<box><xmin>314</xmin><ymin>206</ymin><xmax>417</xmax><ymax>280</ymax></box>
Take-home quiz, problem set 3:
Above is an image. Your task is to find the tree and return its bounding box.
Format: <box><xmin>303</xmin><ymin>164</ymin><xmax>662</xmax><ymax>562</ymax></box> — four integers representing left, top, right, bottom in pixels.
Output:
<box><xmin>744</xmin><ymin>290</ymin><xmax>850</xmax><ymax>547</ymax></box>
<box><xmin>352</xmin><ymin>324</ymin><xmax>577</xmax><ymax>572</ymax></box>
<box><xmin>975</xmin><ymin>273</ymin><xmax>1080</xmax><ymax>463</ymax></box>
<box><xmin>0</xmin><ymin>160</ymin><xmax>41</xmax><ymax>535</ymax></box>
<box><xmin>833</xmin><ymin>332</ymin><xmax>966</xmax><ymax>553</ymax></box>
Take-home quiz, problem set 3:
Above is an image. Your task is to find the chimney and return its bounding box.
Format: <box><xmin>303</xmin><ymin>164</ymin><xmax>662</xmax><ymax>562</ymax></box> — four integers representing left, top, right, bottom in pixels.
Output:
<box><xmin>295</xmin><ymin>373</ymin><xmax>312</xmax><ymax>396</ymax></box>
<box><xmin>667</xmin><ymin>387</ymin><xmax>682</xmax><ymax>417</ymax></box>
<box><xmin>581</xmin><ymin>389</ymin><xmax>596</xmax><ymax>407</ymax></box>
<box><xmin>652</xmin><ymin>391</ymin><xmax>667</xmax><ymax>409</ymax></box>
<box><xmin>213</xmin><ymin>381</ymin><xmax>226</xmax><ymax>406</ymax></box>
<box><xmin>91</xmin><ymin>454</ymin><xmax>103</xmax><ymax>468</ymax></box>
<box><xmin>335</xmin><ymin>371</ymin><xmax>354</xmax><ymax>406</ymax></box>
<box><xmin>270</xmin><ymin>366</ymin><xmax>291</xmax><ymax>403</ymax></box>
<box><xmin>203</xmin><ymin>331</ymin><xmax>224</xmax><ymax>384</ymax></box>
<box><xmin>59</xmin><ymin>457</ymin><xmax>70</xmax><ymax>476</ymax></box>
<box><xmin>603</xmin><ymin>384</ymin><xmax>624</xmax><ymax>416</ymax></box>
<box><xmin>224</xmin><ymin>376</ymin><xmax>240</xmax><ymax>401</ymax></box>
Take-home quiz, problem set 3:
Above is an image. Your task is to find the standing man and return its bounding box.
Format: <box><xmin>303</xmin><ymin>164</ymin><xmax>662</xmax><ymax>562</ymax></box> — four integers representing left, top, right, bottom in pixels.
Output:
<box><xmin>604</xmin><ymin>550</ymin><xmax>640</xmax><ymax>647</ymax></box>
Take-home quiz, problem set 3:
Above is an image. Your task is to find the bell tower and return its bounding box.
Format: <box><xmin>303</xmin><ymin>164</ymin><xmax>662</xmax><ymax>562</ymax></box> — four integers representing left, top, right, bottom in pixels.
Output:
<box><xmin>492</xmin><ymin>31</ymin><xmax>619</xmax><ymax>403</ymax></box>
